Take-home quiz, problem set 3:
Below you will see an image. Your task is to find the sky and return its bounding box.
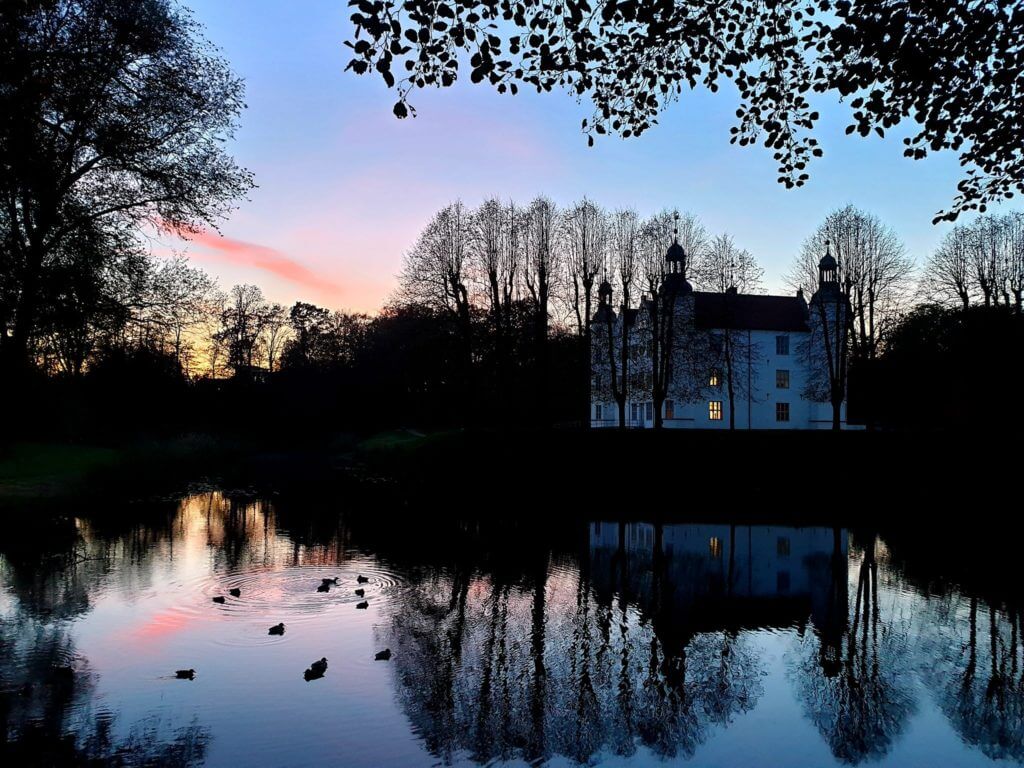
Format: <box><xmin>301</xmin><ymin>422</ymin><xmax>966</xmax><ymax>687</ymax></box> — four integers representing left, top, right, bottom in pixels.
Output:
<box><xmin>171</xmin><ymin>0</ymin><xmax>1013</xmax><ymax>314</ymax></box>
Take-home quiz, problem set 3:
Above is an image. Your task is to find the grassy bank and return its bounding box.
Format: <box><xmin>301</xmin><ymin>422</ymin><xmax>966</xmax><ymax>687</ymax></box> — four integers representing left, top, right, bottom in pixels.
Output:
<box><xmin>355</xmin><ymin>427</ymin><xmax>1011</xmax><ymax>522</ymax></box>
<box><xmin>2</xmin><ymin>427</ymin><xmax>1010</xmax><ymax>523</ymax></box>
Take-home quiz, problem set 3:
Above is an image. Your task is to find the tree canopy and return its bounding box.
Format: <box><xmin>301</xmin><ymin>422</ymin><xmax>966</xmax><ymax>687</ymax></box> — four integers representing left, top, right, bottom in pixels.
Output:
<box><xmin>344</xmin><ymin>0</ymin><xmax>1024</xmax><ymax>222</ymax></box>
<box><xmin>0</xmin><ymin>0</ymin><xmax>253</xmax><ymax>369</ymax></box>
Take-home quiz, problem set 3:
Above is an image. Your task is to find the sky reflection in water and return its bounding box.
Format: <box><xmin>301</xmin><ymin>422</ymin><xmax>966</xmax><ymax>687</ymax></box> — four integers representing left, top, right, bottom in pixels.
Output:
<box><xmin>0</xmin><ymin>492</ymin><xmax>1021</xmax><ymax>767</ymax></box>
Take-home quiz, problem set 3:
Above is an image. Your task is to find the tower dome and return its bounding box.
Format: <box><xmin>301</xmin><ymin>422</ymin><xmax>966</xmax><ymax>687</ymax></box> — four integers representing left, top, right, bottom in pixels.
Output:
<box><xmin>665</xmin><ymin>240</ymin><xmax>686</xmax><ymax>264</ymax></box>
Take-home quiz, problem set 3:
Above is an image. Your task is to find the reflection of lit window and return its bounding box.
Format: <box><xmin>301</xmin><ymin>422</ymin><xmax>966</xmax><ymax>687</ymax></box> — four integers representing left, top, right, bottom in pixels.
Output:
<box><xmin>709</xmin><ymin>401</ymin><xmax>723</xmax><ymax>420</ymax></box>
<box><xmin>709</xmin><ymin>538</ymin><xmax>723</xmax><ymax>559</ymax></box>
<box><xmin>776</xmin><ymin>335</ymin><xmax>789</xmax><ymax>355</ymax></box>
<box><xmin>709</xmin><ymin>370</ymin><xmax>720</xmax><ymax>387</ymax></box>
<box><xmin>665</xmin><ymin>399</ymin><xmax>675</xmax><ymax>419</ymax></box>
<box><xmin>776</xmin><ymin>369</ymin><xmax>790</xmax><ymax>389</ymax></box>
<box><xmin>776</xmin><ymin>402</ymin><xmax>790</xmax><ymax>422</ymax></box>
<box><xmin>777</xmin><ymin>537</ymin><xmax>791</xmax><ymax>556</ymax></box>
<box><xmin>777</xmin><ymin>571</ymin><xmax>791</xmax><ymax>591</ymax></box>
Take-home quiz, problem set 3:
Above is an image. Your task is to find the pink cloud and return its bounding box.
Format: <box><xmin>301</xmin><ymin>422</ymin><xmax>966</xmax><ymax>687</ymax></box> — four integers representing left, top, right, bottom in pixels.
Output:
<box><xmin>186</xmin><ymin>230</ymin><xmax>345</xmax><ymax>304</ymax></box>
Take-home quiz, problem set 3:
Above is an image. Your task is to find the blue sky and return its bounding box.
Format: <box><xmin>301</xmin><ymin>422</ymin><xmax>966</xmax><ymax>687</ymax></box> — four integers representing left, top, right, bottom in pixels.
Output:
<box><xmin>177</xmin><ymin>0</ymin><xmax>1009</xmax><ymax>312</ymax></box>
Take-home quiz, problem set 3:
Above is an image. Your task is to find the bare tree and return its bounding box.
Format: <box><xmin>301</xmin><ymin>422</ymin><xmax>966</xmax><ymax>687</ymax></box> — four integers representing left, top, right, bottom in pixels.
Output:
<box><xmin>635</xmin><ymin>210</ymin><xmax>709</xmax><ymax>428</ymax></box>
<box><xmin>698</xmin><ymin>234</ymin><xmax>764</xmax><ymax>294</ymax></box>
<box><xmin>561</xmin><ymin>199</ymin><xmax>607</xmax><ymax>425</ymax></box>
<box><xmin>802</xmin><ymin>245</ymin><xmax>850</xmax><ymax>430</ymax></box>
<box><xmin>604</xmin><ymin>209</ymin><xmax>640</xmax><ymax>428</ymax></box>
<box><xmin>523</xmin><ymin>196</ymin><xmax>560</xmax><ymax>421</ymax></box>
<box><xmin>261</xmin><ymin>303</ymin><xmax>290</xmax><ymax>373</ymax></box>
<box><xmin>145</xmin><ymin>256</ymin><xmax>218</xmax><ymax>366</ymax></box>
<box><xmin>468</xmin><ymin>198</ymin><xmax>520</xmax><ymax>330</ymax></box>
<box><xmin>523</xmin><ymin>197</ymin><xmax>560</xmax><ymax>344</ymax></box>
<box><xmin>1003</xmin><ymin>212</ymin><xmax>1024</xmax><ymax>312</ymax></box>
<box><xmin>921</xmin><ymin>226</ymin><xmax>974</xmax><ymax>309</ymax></box>
<box><xmin>219</xmin><ymin>284</ymin><xmax>269</xmax><ymax>375</ymax></box>
<box><xmin>398</xmin><ymin>201</ymin><xmax>473</xmax><ymax>367</ymax></box>
<box><xmin>789</xmin><ymin>206</ymin><xmax>913</xmax><ymax>362</ymax></box>
<box><xmin>921</xmin><ymin>212</ymin><xmax>1024</xmax><ymax>313</ymax></box>
<box><xmin>561</xmin><ymin>199</ymin><xmax>608</xmax><ymax>338</ymax></box>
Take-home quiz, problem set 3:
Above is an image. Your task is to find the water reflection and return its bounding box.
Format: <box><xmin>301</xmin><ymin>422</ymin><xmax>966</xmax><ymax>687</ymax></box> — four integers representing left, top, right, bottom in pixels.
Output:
<box><xmin>0</xmin><ymin>494</ymin><xmax>1021</xmax><ymax>767</ymax></box>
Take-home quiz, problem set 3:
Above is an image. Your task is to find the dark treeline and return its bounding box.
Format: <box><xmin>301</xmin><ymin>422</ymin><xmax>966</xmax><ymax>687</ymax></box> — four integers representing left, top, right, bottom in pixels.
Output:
<box><xmin>3</xmin><ymin>1</ymin><xmax>1022</xmax><ymax>442</ymax></box>
<box><xmin>5</xmin><ymin>203</ymin><xmax>1023</xmax><ymax>440</ymax></box>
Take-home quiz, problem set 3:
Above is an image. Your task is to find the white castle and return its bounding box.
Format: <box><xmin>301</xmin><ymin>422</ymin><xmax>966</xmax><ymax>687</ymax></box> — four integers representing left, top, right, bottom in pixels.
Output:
<box><xmin>590</xmin><ymin>234</ymin><xmax>852</xmax><ymax>429</ymax></box>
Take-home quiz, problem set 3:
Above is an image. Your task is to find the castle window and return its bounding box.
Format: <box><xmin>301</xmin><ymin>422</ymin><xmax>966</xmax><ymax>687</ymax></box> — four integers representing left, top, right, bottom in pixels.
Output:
<box><xmin>665</xmin><ymin>400</ymin><xmax>674</xmax><ymax>419</ymax></box>
<box><xmin>631</xmin><ymin>403</ymin><xmax>638</xmax><ymax>422</ymax></box>
<box><xmin>776</xmin><ymin>402</ymin><xmax>790</xmax><ymax>422</ymax></box>
<box><xmin>709</xmin><ymin>401</ymin><xmax>723</xmax><ymax>421</ymax></box>
<box><xmin>777</xmin><ymin>537</ymin><xmax>791</xmax><ymax>556</ymax></box>
<box><xmin>776</xmin><ymin>369</ymin><xmax>790</xmax><ymax>389</ymax></box>
<box><xmin>776</xmin><ymin>335</ymin><xmax>790</xmax><ymax>355</ymax></box>
<box><xmin>709</xmin><ymin>369</ymin><xmax>720</xmax><ymax>387</ymax></box>
<box><xmin>595</xmin><ymin>404</ymin><xmax>603</xmax><ymax>420</ymax></box>
<box><xmin>709</xmin><ymin>537</ymin><xmax>723</xmax><ymax>559</ymax></box>
<box><xmin>645</xmin><ymin>402</ymin><xmax>653</xmax><ymax>421</ymax></box>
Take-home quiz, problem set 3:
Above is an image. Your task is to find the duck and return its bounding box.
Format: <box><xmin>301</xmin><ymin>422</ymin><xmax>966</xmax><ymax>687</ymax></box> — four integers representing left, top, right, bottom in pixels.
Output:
<box><xmin>303</xmin><ymin>658</ymin><xmax>328</xmax><ymax>681</ymax></box>
<box><xmin>268</xmin><ymin>623</ymin><xmax>285</xmax><ymax>636</ymax></box>
<box><xmin>175</xmin><ymin>669</ymin><xmax>196</xmax><ymax>680</ymax></box>
<box><xmin>354</xmin><ymin>588</ymin><xmax>365</xmax><ymax>597</ymax></box>
<box><xmin>52</xmin><ymin>666</ymin><xmax>75</xmax><ymax>687</ymax></box>
<box><xmin>229</xmin><ymin>588</ymin><xmax>241</xmax><ymax>597</ymax></box>
<box><xmin>374</xmin><ymin>649</ymin><xmax>392</xmax><ymax>661</ymax></box>
<box><xmin>316</xmin><ymin>583</ymin><xmax>331</xmax><ymax>593</ymax></box>
<box><xmin>356</xmin><ymin>600</ymin><xmax>369</xmax><ymax>609</ymax></box>
<box><xmin>356</xmin><ymin>574</ymin><xmax>369</xmax><ymax>584</ymax></box>
<box><xmin>321</xmin><ymin>577</ymin><xmax>339</xmax><ymax>586</ymax></box>
<box><xmin>212</xmin><ymin>596</ymin><xmax>226</xmax><ymax>604</ymax></box>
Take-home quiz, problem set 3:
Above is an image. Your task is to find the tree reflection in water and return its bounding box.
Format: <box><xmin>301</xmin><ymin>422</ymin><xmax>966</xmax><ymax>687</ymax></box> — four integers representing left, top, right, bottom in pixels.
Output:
<box><xmin>3</xmin><ymin>494</ymin><xmax>1024</xmax><ymax>767</ymax></box>
<box><xmin>790</xmin><ymin>532</ymin><xmax>917</xmax><ymax>764</ymax></box>
<box><xmin>917</xmin><ymin>575</ymin><xmax>1024</xmax><ymax>760</ymax></box>
<box><xmin>383</xmin><ymin>522</ymin><xmax>852</xmax><ymax>764</ymax></box>
<box><xmin>0</xmin><ymin>603</ymin><xmax>207</xmax><ymax>767</ymax></box>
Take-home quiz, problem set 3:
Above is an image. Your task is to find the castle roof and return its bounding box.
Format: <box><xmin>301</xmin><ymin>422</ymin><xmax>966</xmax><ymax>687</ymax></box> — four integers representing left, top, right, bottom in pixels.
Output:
<box><xmin>692</xmin><ymin>292</ymin><xmax>808</xmax><ymax>332</ymax></box>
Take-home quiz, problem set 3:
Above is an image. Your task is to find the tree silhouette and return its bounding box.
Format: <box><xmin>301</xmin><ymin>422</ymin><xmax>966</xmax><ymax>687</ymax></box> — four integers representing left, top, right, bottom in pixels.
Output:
<box><xmin>1</xmin><ymin>0</ymin><xmax>253</xmax><ymax>371</ymax></box>
<box><xmin>344</xmin><ymin>0</ymin><xmax>1024</xmax><ymax>219</ymax></box>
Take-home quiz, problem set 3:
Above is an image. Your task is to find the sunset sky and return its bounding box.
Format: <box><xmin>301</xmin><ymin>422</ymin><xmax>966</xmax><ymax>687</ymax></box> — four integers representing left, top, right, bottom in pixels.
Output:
<box><xmin>176</xmin><ymin>0</ymin><xmax>1008</xmax><ymax>314</ymax></box>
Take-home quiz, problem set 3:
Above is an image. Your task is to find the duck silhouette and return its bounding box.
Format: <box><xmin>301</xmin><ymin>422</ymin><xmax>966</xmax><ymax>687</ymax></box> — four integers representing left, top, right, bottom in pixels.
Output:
<box><xmin>229</xmin><ymin>588</ymin><xmax>241</xmax><ymax>597</ymax></box>
<box><xmin>356</xmin><ymin>600</ymin><xmax>369</xmax><ymax>609</ymax></box>
<box><xmin>304</xmin><ymin>658</ymin><xmax>328</xmax><ymax>681</ymax></box>
<box><xmin>354</xmin><ymin>588</ymin><xmax>365</xmax><ymax>597</ymax></box>
<box><xmin>175</xmin><ymin>669</ymin><xmax>196</xmax><ymax>680</ymax></box>
<box><xmin>374</xmin><ymin>649</ymin><xmax>392</xmax><ymax>661</ymax></box>
<box><xmin>316</xmin><ymin>582</ymin><xmax>330</xmax><ymax>593</ymax></box>
<box><xmin>321</xmin><ymin>577</ymin><xmax>339</xmax><ymax>586</ymax></box>
<box><xmin>268</xmin><ymin>623</ymin><xmax>285</xmax><ymax>636</ymax></box>
<box><xmin>212</xmin><ymin>596</ymin><xmax>226</xmax><ymax>604</ymax></box>
<box><xmin>356</xmin><ymin>575</ymin><xmax>369</xmax><ymax>584</ymax></box>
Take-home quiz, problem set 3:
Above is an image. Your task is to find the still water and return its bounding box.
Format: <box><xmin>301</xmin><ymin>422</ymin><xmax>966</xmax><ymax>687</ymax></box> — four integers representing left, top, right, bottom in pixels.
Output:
<box><xmin>1</xmin><ymin>491</ymin><xmax>1021</xmax><ymax>767</ymax></box>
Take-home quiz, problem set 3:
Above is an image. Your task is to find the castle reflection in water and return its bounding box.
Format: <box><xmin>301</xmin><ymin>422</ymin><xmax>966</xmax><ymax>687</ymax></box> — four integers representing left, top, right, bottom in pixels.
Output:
<box><xmin>588</xmin><ymin>522</ymin><xmax>847</xmax><ymax>646</ymax></box>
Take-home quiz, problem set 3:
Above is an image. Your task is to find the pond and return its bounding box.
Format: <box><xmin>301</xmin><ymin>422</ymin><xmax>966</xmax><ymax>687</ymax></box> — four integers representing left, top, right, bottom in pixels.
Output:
<box><xmin>1</xmin><ymin>491</ymin><xmax>1021</xmax><ymax>767</ymax></box>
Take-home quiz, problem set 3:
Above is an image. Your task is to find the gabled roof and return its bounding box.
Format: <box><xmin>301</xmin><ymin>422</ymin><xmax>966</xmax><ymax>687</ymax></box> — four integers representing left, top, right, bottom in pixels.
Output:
<box><xmin>693</xmin><ymin>292</ymin><xmax>808</xmax><ymax>332</ymax></box>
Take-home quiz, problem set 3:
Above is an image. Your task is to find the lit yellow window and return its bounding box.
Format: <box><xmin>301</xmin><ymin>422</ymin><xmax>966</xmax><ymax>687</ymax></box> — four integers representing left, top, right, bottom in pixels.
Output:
<box><xmin>709</xmin><ymin>401</ymin><xmax>723</xmax><ymax>421</ymax></box>
<box><xmin>709</xmin><ymin>370</ymin><xmax>720</xmax><ymax>387</ymax></box>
